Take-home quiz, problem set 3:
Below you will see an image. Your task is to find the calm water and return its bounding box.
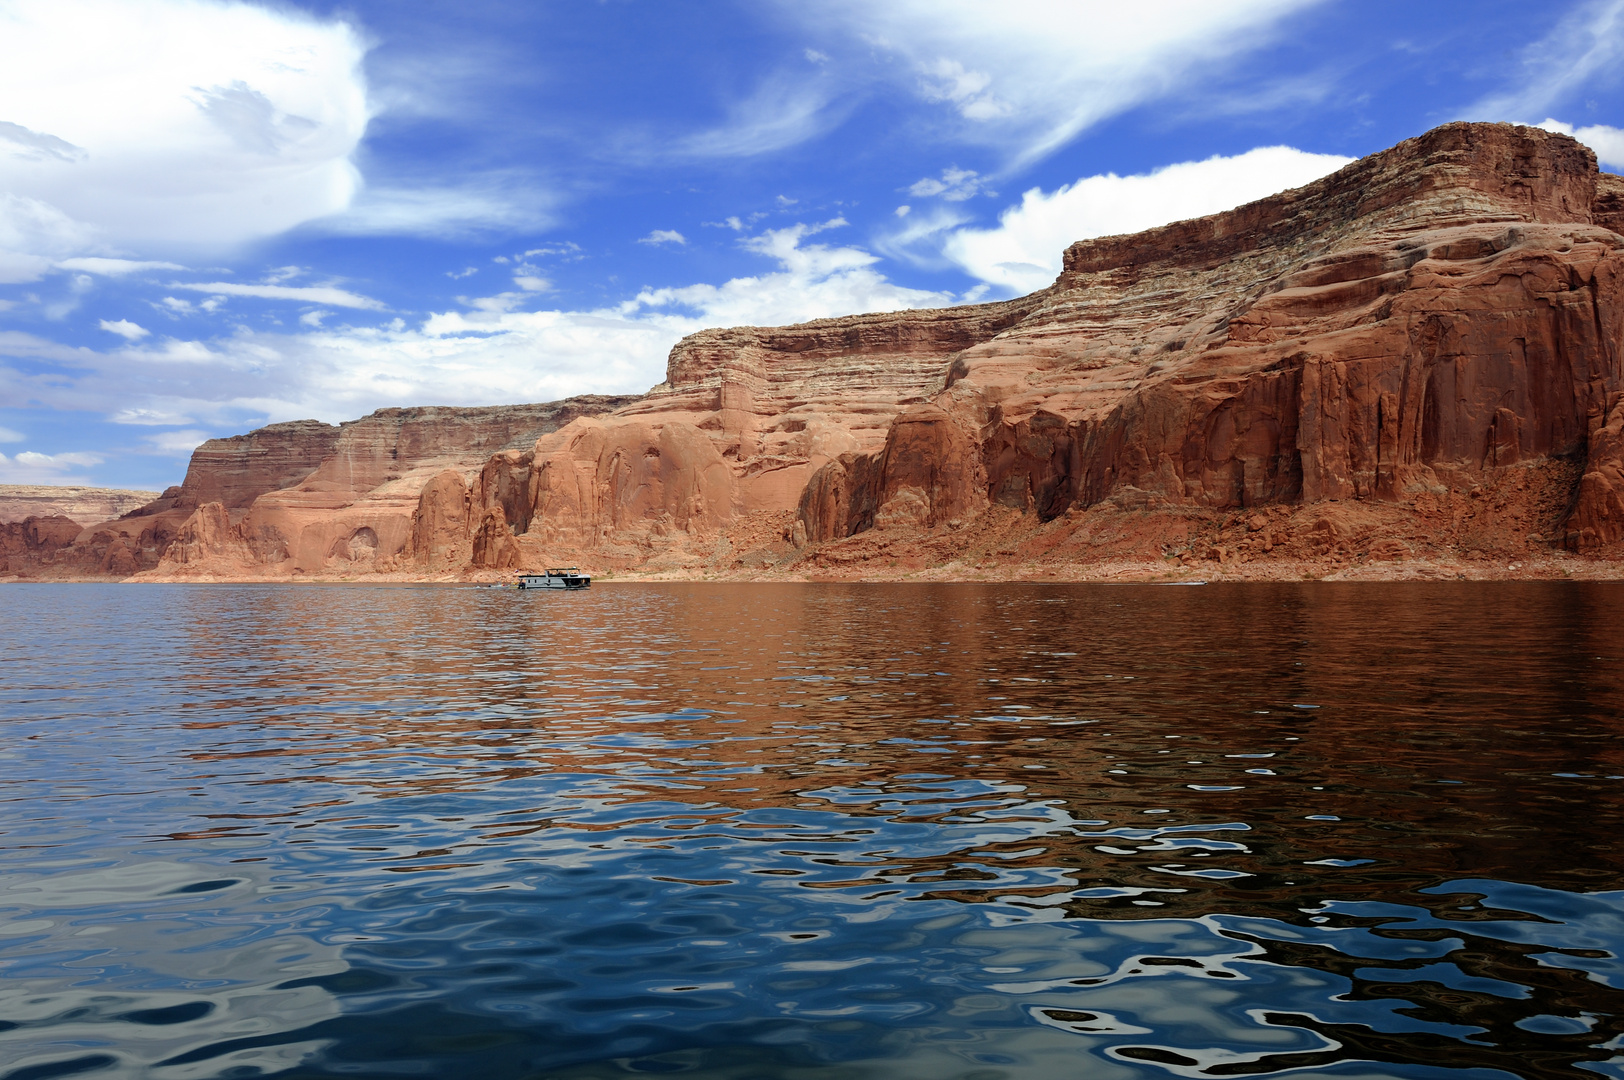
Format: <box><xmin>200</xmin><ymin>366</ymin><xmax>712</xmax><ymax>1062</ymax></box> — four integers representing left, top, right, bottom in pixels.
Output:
<box><xmin>1</xmin><ymin>583</ymin><xmax>1622</xmax><ymax>1080</ymax></box>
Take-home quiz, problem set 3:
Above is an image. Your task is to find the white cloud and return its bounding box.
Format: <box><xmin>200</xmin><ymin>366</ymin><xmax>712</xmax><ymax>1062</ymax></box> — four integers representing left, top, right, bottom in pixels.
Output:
<box><xmin>299</xmin><ymin>310</ymin><xmax>330</xmax><ymax>327</ymax></box>
<box><xmin>112</xmin><ymin>407</ymin><xmax>194</xmax><ymax>426</ymax></box>
<box><xmin>874</xmin><ymin>204</ymin><xmax>975</xmax><ymax>269</ymax></box>
<box><xmin>907</xmin><ymin>167</ymin><xmax>988</xmax><ymax>201</ymax></box>
<box><xmin>638</xmin><ymin>229</ymin><xmax>688</xmax><ymax>246</ymax></box>
<box><xmin>315</xmin><ymin>182</ymin><xmax>550</xmax><ymax>238</ymax></box>
<box><xmin>522</xmin><ymin>243</ymin><xmax>582</xmax><ymax>258</ymax></box>
<box><xmin>57</xmin><ymin>257</ymin><xmax>187</xmax><ymax>276</ymax></box>
<box><xmin>620</xmin><ymin>218</ymin><xmax>950</xmax><ymax>329</ymax></box>
<box><xmin>1536</xmin><ymin>119</ymin><xmax>1624</xmax><ymax>171</ymax></box>
<box><xmin>165</xmin><ymin>281</ymin><xmax>385</xmax><ymax>310</ymax></box>
<box><xmin>704</xmin><ymin>214</ymin><xmax>766</xmax><ymax>231</ymax></box>
<box><xmin>785</xmin><ymin>0</ymin><xmax>1326</xmax><ymax>167</ymax></box>
<box><xmin>0</xmin><ymin>449</ymin><xmax>103</xmax><ymax>482</ymax></box>
<box><xmin>144</xmin><ymin>429</ymin><xmax>210</xmax><ymax>455</ymax></box>
<box><xmin>99</xmin><ymin>319</ymin><xmax>151</xmax><ymax>340</ymax></box>
<box><xmin>447</xmin><ymin>266</ymin><xmax>479</xmax><ymax>279</ymax></box>
<box><xmin>0</xmin><ymin>194</ymin><xmax>94</xmax><ymax>283</ymax></box>
<box><xmin>676</xmin><ymin>74</ymin><xmax>846</xmax><ymax>158</ymax></box>
<box><xmin>0</xmin><ymin>0</ymin><xmax>368</xmax><ymax>266</ymax></box>
<box><xmin>1471</xmin><ymin>1</ymin><xmax>1624</xmax><ymax>125</ymax></box>
<box><xmin>513</xmin><ymin>275</ymin><xmax>551</xmax><ymax>292</ymax></box>
<box><xmin>0</xmin><ymin>426</ymin><xmax>24</xmax><ymax>443</ymax></box>
<box><xmin>940</xmin><ymin>145</ymin><xmax>1352</xmax><ymax>293</ymax></box>
<box><xmin>0</xmin><ymin>221</ymin><xmax>957</xmax><ymax>430</ymax></box>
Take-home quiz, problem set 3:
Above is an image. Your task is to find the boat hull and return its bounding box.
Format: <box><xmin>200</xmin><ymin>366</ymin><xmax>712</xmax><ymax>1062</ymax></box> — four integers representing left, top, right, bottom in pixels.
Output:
<box><xmin>517</xmin><ymin>572</ymin><xmax>590</xmax><ymax>590</ymax></box>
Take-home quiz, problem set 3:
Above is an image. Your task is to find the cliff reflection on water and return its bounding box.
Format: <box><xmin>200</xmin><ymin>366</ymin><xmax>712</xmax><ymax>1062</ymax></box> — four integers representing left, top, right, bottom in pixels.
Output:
<box><xmin>1</xmin><ymin>582</ymin><xmax>1621</xmax><ymax>1080</ymax></box>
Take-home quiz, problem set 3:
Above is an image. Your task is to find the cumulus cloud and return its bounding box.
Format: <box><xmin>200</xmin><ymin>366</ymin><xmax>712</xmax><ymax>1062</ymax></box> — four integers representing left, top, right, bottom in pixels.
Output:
<box><xmin>0</xmin><ymin>0</ymin><xmax>368</xmax><ymax>271</ymax></box>
<box><xmin>1536</xmin><ymin>119</ymin><xmax>1624</xmax><ymax>171</ymax></box>
<box><xmin>99</xmin><ymin>319</ymin><xmax>151</xmax><ymax>340</ymax></box>
<box><xmin>165</xmin><ymin>281</ymin><xmax>385</xmax><ymax>310</ymax></box>
<box><xmin>0</xmin><ymin>449</ymin><xmax>103</xmax><ymax>483</ymax></box>
<box><xmin>0</xmin><ymin>222</ymin><xmax>958</xmax><ymax>434</ymax></box>
<box><xmin>638</xmin><ymin>229</ymin><xmax>688</xmax><ymax>245</ymax></box>
<box><xmin>938</xmin><ymin>145</ymin><xmax>1352</xmax><ymax>293</ymax></box>
<box><xmin>784</xmin><ymin>0</ymin><xmax>1326</xmax><ymax>166</ymax></box>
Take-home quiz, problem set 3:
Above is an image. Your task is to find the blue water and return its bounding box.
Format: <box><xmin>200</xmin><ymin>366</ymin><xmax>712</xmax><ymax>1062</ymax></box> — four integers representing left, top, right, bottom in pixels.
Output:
<box><xmin>0</xmin><ymin>582</ymin><xmax>1621</xmax><ymax>1080</ymax></box>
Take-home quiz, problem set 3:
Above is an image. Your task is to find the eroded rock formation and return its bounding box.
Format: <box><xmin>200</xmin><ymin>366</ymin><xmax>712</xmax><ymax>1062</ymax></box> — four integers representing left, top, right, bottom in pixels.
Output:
<box><xmin>6</xmin><ymin>397</ymin><xmax>634</xmax><ymax>580</ymax></box>
<box><xmin>9</xmin><ymin>121</ymin><xmax>1624</xmax><ymax>583</ymax></box>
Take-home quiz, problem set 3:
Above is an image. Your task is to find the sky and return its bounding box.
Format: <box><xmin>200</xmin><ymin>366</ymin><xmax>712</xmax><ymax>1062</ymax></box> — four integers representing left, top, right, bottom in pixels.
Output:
<box><xmin>3</xmin><ymin>0</ymin><xmax>1624</xmax><ymax>491</ymax></box>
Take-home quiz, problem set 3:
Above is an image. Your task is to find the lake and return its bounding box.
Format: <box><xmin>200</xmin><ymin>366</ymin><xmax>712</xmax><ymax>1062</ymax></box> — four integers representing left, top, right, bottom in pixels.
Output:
<box><xmin>0</xmin><ymin>582</ymin><xmax>1621</xmax><ymax>1080</ymax></box>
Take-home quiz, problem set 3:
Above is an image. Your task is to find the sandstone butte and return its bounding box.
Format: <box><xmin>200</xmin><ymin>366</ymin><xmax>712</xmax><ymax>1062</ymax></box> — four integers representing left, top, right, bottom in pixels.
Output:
<box><xmin>6</xmin><ymin>121</ymin><xmax>1624</xmax><ymax>586</ymax></box>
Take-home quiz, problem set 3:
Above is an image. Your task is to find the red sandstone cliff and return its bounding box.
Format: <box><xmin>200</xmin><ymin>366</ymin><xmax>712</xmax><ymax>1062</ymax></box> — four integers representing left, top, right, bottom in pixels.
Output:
<box><xmin>452</xmin><ymin>122</ymin><xmax>1624</xmax><ymax>580</ymax></box>
<box><xmin>8</xmin><ymin>122</ymin><xmax>1624</xmax><ymax>584</ymax></box>
<box><xmin>4</xmin><ymin>396</ymin><xmax>634</xmax><ymax>580</ymax></box>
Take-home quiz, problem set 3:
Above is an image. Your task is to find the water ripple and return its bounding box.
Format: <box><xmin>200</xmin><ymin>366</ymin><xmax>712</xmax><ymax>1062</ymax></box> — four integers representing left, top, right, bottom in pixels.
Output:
<box><xmin>0</xmin><ymin>582</ymin><xmax>1621</xmax><ymax>1079</ymax></box>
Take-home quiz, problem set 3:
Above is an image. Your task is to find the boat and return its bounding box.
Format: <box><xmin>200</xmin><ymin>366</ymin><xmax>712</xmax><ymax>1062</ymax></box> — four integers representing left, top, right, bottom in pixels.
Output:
<box><xmin>516</xmin><ymin>567</ymin><xmax>591</xmax><ymax>590</ymax></box>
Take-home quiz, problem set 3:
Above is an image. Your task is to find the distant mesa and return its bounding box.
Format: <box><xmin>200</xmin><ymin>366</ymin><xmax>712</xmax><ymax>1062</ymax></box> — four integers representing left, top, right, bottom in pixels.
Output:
<box><xmin>7</xmin><ymin>121</ymin><xmax>1624</xmax><ymax>583</ymax></box>
<box><xmin>0</xmin><ymin>485</ymin><xmax>160</xmax><ymax>527</ymax></box>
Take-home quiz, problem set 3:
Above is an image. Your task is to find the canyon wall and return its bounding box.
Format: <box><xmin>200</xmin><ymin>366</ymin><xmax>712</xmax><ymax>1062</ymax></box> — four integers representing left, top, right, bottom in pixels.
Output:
<box><xmin>0</xmin><ymin>486</ymin><xmax>159</xmax><ymax>526</ymax></box>
<box><xmin>7</xmin><ymin>122</ymin><xmax>1624</xmax><ymax>583</ymax></box>
<box><xmin>3</xmin><ymin>396</ymin><xmax>635</xmax><ymax>579</ymax></box>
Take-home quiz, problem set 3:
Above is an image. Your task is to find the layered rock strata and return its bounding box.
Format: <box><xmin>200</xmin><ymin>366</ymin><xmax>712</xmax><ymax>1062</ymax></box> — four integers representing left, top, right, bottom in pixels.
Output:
<box><xmin>6</xmin><ymin>397</ymin><xmax>634</xmax><ymax>579</ymax></box>
<box><xmin>0</xmin><ymin>486</ymin><xmax>159</xmax><ymax>526</ymax></box>
<box><xmin>7</xmin><ymin>121</ymin><xmax>1623</xmax><ymax>583</ymax></box>
<box><xmin>457</xmin><ymin>122</ymin><xmax>1624</xmax><ymax>578</ymax></box>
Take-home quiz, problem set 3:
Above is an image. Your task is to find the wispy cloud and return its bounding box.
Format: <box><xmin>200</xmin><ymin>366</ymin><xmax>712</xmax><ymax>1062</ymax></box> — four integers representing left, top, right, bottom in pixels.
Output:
<box><xmin>1469</xmin><ymin>0</ymin><xmax>1624</xmax><ymax>122</ymax></box>
<box><xmin>907</xmin><ymin>167</ymin><xmax>990</xmax><ymax>201</ymax></box>
<box><xmin>58</xmin><ymin>257</ymin><xmax>187</xmax><ymax>276</ymax></box>
<box><xmin>314</xmin><ymin>180</ymin><xmax>553</xmax><ymax>239</ymax></box>
<box><xmin>674</xmin><ymin>73</ymin><xmax>851</xmax><ymax>158</ymax></box>
<box><xmin>0</xmin><ymin>223</ymin><xmax>959</xmax><ymax>436</ymax></box>
<box><xmin>782</xmin><ymin>0</ymin><xmax>1328</xmax><ymax>169</ymax></box>
<box><xmin>638</xmin><ymin>229</ymin><xmax>687</xmax><ymax>246</ymax></box>
<box><xmin>165</xmin><ymin>281</ymin><xmax>386</xmax><ymax>310</ymax></box>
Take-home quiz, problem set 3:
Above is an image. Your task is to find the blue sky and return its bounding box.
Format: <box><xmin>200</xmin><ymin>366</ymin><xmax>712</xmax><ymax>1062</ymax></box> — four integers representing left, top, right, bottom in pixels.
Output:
<box><xmin>3</xmin><ymin>0</ymin><xmax>1623</xmax><ymax>491</ymax></box>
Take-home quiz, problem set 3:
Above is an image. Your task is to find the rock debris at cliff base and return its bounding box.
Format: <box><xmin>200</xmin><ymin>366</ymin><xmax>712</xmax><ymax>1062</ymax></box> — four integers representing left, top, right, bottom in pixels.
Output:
<box><xmin>6</xmin><ymin>121</ymin><xmax>1624</xmax><ymax>584</ymax></box>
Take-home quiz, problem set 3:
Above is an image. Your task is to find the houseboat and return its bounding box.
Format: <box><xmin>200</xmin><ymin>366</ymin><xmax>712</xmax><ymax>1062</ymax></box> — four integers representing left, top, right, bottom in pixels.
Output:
<box><xmin>516</xmin><ymin>568</ymin><xmax>591</xmax><ymax>590</ymax></box>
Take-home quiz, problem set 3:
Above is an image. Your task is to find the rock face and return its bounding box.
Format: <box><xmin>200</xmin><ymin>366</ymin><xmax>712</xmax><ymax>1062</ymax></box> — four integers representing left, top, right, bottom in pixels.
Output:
<box><xmin>6</xmin><ymin>396</ymin><xmax>635</xmax><ymax>580</ymax></box>
<box><xmin>0</xmin><ymin>486</ymin><xmax>160</xmax><ymax>526</ymax></box>
<box><xmin>462</xmin><ymin>122</ymin><xmax>1624</xmax><ymax>577</ymax></box>
<box><xmin>10</xmin><ymin>122</ymin><xmax>1624</xmax><ymax>583</ymax></box>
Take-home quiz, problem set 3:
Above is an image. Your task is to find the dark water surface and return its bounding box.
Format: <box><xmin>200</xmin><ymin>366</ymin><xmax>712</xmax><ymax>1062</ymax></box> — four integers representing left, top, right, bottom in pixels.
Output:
<box><xmin>1</xmin><ymin>583</ymin><xmax>1622</xmax><ymax>1080</ymax></box>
